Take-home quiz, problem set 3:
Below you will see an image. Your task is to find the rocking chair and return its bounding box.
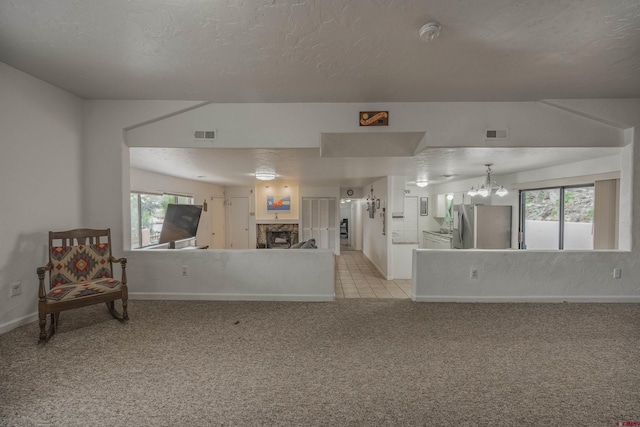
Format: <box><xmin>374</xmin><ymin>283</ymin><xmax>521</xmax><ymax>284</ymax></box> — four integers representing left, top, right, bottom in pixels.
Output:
<box><xmin>36</xmin><ymin>228</ymin><xmax>128</xmax><ymax>343</ymax></box>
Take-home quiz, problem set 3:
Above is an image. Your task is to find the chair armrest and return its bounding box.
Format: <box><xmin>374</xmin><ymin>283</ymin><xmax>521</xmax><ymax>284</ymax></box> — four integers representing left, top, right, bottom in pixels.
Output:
<box><xmin>37</xmin><ymin>263</ymin><xmax>52</xmax><ymax>300</ymax></box>
<box><xmin>110</xmin><ymin>256</ymin><xmax>127</xmax><ymax>285</ymax></box>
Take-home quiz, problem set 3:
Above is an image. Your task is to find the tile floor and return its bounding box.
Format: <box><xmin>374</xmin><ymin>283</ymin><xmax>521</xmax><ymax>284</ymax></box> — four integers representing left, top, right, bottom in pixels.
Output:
<box><xmin>335</xmin><ymin>250</ymin><xmax>412</xmax><ymax>299</ymax></box>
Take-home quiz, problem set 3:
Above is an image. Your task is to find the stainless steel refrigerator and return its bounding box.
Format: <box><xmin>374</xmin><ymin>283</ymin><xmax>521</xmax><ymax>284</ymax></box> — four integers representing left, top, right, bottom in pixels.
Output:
<box><xmin>452</xmin><ymin>204</ymin><xmax>512</xmax><ymax>249</ymax></box>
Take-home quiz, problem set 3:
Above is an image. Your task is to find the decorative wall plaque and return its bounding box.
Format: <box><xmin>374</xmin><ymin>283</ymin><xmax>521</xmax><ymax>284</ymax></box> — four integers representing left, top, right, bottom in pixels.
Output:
<box><xmin>359</xmin><ymin>111</ymin><xmax>389</xmax><ymax>126</ymax></box>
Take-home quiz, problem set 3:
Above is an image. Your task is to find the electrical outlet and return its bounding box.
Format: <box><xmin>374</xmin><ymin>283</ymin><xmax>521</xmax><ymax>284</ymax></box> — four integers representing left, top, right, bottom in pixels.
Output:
<box><xmin>613</xmin><ymin>268</ymin><xmax>621</xmax><ymax>279</ymax></box>
<box><xmin>469</xmin><ymin>268</ymin><xmax>478</xmax><ymax>279</ymax></box>
<box><xmin>10</xmin><ymin>281</ymin><xmax>22</xmax><ymax>297</ymax></box>
<box><xmin>181</xmin><ymin>265</ymin><xmax>189</xmax><ymax>276</ymax></box>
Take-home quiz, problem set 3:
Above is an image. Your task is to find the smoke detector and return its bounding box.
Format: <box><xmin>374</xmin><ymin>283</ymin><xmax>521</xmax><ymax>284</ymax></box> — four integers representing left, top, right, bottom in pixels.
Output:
<box><xmin>419</xmin><ymin>22</ymin><xmax>441</xmax><ymax>42</ymax></box>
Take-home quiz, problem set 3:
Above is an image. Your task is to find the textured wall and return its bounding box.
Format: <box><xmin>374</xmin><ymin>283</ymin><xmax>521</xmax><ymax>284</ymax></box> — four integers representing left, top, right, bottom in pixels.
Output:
<box><xmin>0</xmin><ymin>63</ymin><xmax>84</xmax><ymax>333</ymax></box>
<box><xmin>413</xmin><ymin>100</ymin><xmax>640</xmax><ymax>302</ymax></box>
<box><xmin>126</xmin><ymin>248</ymin><xmax>334</xmax><ymax>301</ymax></box>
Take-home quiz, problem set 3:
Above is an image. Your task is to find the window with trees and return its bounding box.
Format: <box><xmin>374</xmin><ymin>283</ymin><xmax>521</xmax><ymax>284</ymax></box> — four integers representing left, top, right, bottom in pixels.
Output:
<box><xmin>519</xmin><ymin>185</ymin><xmax>594</xmax><ymax>250</ymax></box>
<box><xmin>130</xmin><ymin>192</ymin><xmax>194</xmax><ymax>248</ymax></box>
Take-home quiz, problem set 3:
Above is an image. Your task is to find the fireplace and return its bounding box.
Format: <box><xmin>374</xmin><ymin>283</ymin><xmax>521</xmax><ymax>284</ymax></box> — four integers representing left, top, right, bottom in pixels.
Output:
<box><xmin>267</xmin><ymin>230</ymin><xmax>293</xmax><ymax>248</ymax></box>
<box><xmin>256</xmin><ymin>223</ymin><xmax>299</xmax><ymax>249</ymax></box>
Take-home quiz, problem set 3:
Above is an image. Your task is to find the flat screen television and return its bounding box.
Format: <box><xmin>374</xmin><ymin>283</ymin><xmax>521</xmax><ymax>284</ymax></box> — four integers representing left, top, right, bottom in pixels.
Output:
<box><xmin>158</xmin><ymin>204</ymin><xmax>203</xmax><ymax>244</ymax></box>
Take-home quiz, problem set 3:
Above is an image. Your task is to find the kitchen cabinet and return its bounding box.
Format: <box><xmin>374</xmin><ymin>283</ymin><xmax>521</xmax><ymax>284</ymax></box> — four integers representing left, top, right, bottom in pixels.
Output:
<box><xmin>435</xmin><ymin>194</ymin><xmax>446</xmax><ymax>217</ymax></box>
<box><xmin>423</xmin><ymin>231</ymin><xmax>452</xmax><ymax>249</ymax></box>
<box><xmin>435</xmin><ymin>194</ymin><xmax>453</xmax><ymax>218</ymax></box>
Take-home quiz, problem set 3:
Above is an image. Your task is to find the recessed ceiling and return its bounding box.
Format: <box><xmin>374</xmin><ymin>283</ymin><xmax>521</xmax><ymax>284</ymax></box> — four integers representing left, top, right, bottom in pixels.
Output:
<box><xmin>0</xmin><ymin>0</ymin><xmax>639</xmax><ymax>101</ymax></box>
<box><xmin>129</xmin><ymin>146</ymin><xmax>621</xmax><ymax>189</ymax></box>
<box><xmin>321</xmin><ymin>133</ymin><xmax>426</xmax><ymax>157</ymax></box>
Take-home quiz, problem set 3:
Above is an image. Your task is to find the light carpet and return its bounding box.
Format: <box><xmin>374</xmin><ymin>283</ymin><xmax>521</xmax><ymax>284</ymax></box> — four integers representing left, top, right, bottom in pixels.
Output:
<box><xmin>1</xmin><ymin>300</ymin><xmax>639</xmax><ymax>426</ymax></box>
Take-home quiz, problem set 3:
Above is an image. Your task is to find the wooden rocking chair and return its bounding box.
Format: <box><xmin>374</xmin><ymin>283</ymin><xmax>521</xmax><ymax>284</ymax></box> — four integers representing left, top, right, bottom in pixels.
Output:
<box><xmin>36</xmin><ymin>228</ymin><xmax>128</xmax><ymax>343</ymax></box>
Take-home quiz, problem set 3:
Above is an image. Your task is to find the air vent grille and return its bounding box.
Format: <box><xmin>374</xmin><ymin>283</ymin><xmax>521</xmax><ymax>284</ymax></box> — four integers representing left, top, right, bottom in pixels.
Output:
<box><xmin>194</xmin><ymin>130</ymin><xmax>216</xmax><ymax>140</ymax></box>
<box><xmin>485</xmin><ymin>129</ymin><xmax>509</xmax><ymax>140</ymax></box>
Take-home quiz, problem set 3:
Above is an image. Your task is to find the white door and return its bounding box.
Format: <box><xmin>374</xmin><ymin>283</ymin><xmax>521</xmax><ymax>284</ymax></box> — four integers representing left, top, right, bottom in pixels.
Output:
<box><xmin>229</xmin><ymin>197</ymin><xmax>249</xmax><ymax>249</ymax></box>
<box><xmin>302</xmin><ymin>197</ymin><xmax>336</xmax><ymax>250</ymax></box>
<box><xmin>210</xmin><ymin>197</ymin><xmax>225</xmax><ymax>249</ymax></box>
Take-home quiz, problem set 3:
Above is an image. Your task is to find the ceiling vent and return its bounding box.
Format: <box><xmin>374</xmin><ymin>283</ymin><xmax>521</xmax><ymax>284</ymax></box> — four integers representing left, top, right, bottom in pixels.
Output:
<box><xmin>194</xmin><ymin>130</ymin><xmax>216</xmax><ymax>141</ymax></box>
<box><xmin>485</xmin><ymin>129</ymin><xmax>509</xmax><ymax>141</ymax></box>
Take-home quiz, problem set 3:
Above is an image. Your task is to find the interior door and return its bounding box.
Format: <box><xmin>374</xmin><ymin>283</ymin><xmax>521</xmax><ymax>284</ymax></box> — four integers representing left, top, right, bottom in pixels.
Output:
<box><xmin>210</xmin><ymin>197</ymin><xmax>225</xmax><ymax>249</ymax></box>
<box><xmin>229</xmin><ymin>196</ymin><xmax>249</xmax><ymax>249</ymax></box>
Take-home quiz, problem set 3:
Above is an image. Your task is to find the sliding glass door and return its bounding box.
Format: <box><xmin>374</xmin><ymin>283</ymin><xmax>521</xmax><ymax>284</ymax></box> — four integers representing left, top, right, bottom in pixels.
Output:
<box><xmin>563</xmin><ymin>186</ymin><xmax>594</xmax><ymax>249</ymax></box>
<box><xmin>520</xmin><ymin>185</ymin><xmax>594</xmax><ymax>250</ymax></box>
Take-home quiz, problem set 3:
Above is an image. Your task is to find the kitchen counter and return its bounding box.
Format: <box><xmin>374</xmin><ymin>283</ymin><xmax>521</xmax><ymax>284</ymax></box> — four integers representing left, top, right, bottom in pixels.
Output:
<box><xmin>423</xmin><ymin>230</ymin><xmax>453</xmax><ymax>238</ymax></box>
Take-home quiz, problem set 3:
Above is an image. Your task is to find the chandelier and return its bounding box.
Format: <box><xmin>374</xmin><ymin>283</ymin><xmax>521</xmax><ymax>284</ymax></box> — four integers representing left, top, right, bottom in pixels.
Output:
<box><xmin>467</xmin><ymin>164</ymin><xmax>508</xmax><ymax>198</ymax></box>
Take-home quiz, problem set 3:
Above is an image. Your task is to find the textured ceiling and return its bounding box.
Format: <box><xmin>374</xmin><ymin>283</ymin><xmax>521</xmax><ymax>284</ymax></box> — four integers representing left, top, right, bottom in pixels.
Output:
<box><xmin>129</xmin><ymin>146</ymin><xmax>621</xmax><ymax>188</ymax></box>
<box><xmin>1</xmin><ymin>0</ymin><xmax>639</xmax><ymax>101</ymax></box>
<box><xmin>2</xmin><ymin>1</ymin><xmax>634</xmax><ymax>188</ymax></box>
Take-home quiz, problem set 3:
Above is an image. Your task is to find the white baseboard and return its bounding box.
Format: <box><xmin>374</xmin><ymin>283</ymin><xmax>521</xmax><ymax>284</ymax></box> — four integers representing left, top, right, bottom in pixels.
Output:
<box><xmin>0</xmin><ymin>312</ymin><xmax>38</xmax><ymax>335</ymax></box>
<box><xmin>414</xmin><ymin>295</ymin><xmax>640</xmax><ymax>303</ymax></box>
<box><xmin>365</xmin><ymin>256</ymin><xmax>390</xmax><ymax>280</ymax></box>
<box><xmin>130</xmin><ymin>292</ymin><xmax>335</xmax><ymax>302</ymax></box>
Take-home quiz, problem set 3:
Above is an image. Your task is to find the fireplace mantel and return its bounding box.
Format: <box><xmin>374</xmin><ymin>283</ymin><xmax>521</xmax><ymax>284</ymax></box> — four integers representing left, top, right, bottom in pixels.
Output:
<box><xmin>255</xmin><ymin>219</ymin><xmax>300</xmax><ymax>224</ymax></box>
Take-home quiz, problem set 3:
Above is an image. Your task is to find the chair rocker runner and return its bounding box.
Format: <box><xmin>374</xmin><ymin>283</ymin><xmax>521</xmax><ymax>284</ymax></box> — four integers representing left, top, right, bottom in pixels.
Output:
<box><xmin>37</xmin><ymin>228</ymin><xmax>128</xmax><ymax>343</ymax></box>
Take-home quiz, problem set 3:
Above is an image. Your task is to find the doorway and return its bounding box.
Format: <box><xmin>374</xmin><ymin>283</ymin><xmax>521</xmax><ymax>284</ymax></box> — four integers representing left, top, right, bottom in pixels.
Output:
<box><xmin>210</xmin><ymin>197</ymin><xmax>225</xmax><ymax>248</ymax></box>
<box><xmin>340</xmin><ymin>200</ymin><xmax>353</xmax><ymax>251</ymax></box>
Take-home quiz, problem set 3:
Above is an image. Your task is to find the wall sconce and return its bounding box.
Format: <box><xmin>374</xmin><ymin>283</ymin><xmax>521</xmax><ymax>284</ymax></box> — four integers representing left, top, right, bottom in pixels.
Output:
<box><xmin>202</xmin><ymin>199</ymin><xmax>208</xmax><ymax>212</ymax></box>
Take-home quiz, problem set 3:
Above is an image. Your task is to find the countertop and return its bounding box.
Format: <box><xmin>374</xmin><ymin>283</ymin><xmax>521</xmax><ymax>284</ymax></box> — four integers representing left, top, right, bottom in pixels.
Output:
<box><xmin>423</xmin><ymin>230</ymin><xmax>453</xmax><ymax>240</ymax></box>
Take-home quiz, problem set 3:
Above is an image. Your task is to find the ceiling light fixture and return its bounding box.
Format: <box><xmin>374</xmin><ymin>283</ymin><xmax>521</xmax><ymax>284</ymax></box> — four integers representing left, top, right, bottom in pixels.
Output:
<box><xmin>255</xmin><ymin>171</ymin><xmax>275</xmax><ymax>181</ymax></box>
<box><xmin>419</xmin><ymin>21</ymin><xmax>441</xmax><ymax>42</ymax></box>
<box><xmin>416</xmin><ymin>180</ymin><xmax>429</xmax><ymax>187</ymax></box>
<box><xmin>467</xmin><ymin>164</ymin><xmax>509</xmax><ymax>198</ymax></box>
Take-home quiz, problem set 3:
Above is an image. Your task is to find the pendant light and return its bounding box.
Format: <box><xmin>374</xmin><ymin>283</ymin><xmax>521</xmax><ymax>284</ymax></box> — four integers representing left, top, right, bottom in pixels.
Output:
<box><xmin>468</xmin><ymin>164</ymin><xmax>509</xmax><ymax>197</ymax></box>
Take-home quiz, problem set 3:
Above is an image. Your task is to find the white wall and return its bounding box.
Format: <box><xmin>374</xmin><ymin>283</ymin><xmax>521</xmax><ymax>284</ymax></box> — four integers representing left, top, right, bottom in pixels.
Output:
<box><xmin>3</xmin><ymin>92</ymin><xmax>638</xmax><ymax>334</ymax></box>
<box><xmin>352</xmin><ymin>199</ymin><xmax>364</xmax><ymax>251</ymax></box>
<box><xmin>0</xmin><ymin>63</ymin><xmax>84</xmax><ymax>333</ymax></box>
<box><xmin>122</xmin><ymin>100</ymin><xmax>634</xmax><ymax>294</ymax></box>
<box><xmin>127</xmin><ymin>249</ymin><xmax>335</xmax><ymax>301</ymax></box>
<box><xmin>413</xmin><ymin>100</ymin><xmax>640</xmax><ymax>302</ymax></box>
<box><xmin>130</xmin><ymin>168</ymin><xmax>224</xmax><ymax>248</ymax></box>
<box><xmin>126</xmin><ymin>102</ymin><xmax>623</xmax><ymax>150</ymax></box>
<box><xmin>362</xmin><ymin>177</ymin><xmax>389</xmax><ymax>278</ymax></box>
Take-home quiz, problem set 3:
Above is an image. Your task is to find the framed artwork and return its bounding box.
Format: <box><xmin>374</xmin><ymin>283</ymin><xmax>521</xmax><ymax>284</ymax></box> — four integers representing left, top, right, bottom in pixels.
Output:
<box><xmin>267</xmin><ymin>195</ymin><xmax>291</xmax><ymax>211</ymax></box>
<box><xmin>420</xmin><ymin>197</ymin><xmax>428</xmax><ymax>216</ymax></box>
<box><xmin>359</xmin><ymin>111</ymin><xmax>389</xmax><ymax>126</ymax></box>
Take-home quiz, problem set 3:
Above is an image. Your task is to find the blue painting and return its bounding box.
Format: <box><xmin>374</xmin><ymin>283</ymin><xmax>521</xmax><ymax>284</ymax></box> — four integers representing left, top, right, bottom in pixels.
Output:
<box><xmin>267</xmin><ymin>195</ymin><xmax>291</xmax><ymax>211</ymax></box>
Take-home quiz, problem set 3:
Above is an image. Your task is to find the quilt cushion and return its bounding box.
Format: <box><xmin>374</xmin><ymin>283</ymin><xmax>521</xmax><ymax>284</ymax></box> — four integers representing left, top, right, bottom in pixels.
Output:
<box><xmin>46</xmin><ymin>278</ymin><xmax>122</xmax><ymax>303</ymax></box>
<box><xmin>50</xmin><ymin>244</ymin><xmax>112</xmax><ymax>286</ymax></box>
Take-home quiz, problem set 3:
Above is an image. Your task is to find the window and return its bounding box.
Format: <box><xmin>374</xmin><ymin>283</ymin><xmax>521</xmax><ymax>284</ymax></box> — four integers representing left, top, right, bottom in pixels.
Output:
<box><xmin>130</xmin><ymin>192</ymin><xmax>194</xmax><ymax>248</ymax></box>
<box><xmin>519</xmin><ymin>185</ymin><xmax>594</xmax><ymax>250</ymax></box>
